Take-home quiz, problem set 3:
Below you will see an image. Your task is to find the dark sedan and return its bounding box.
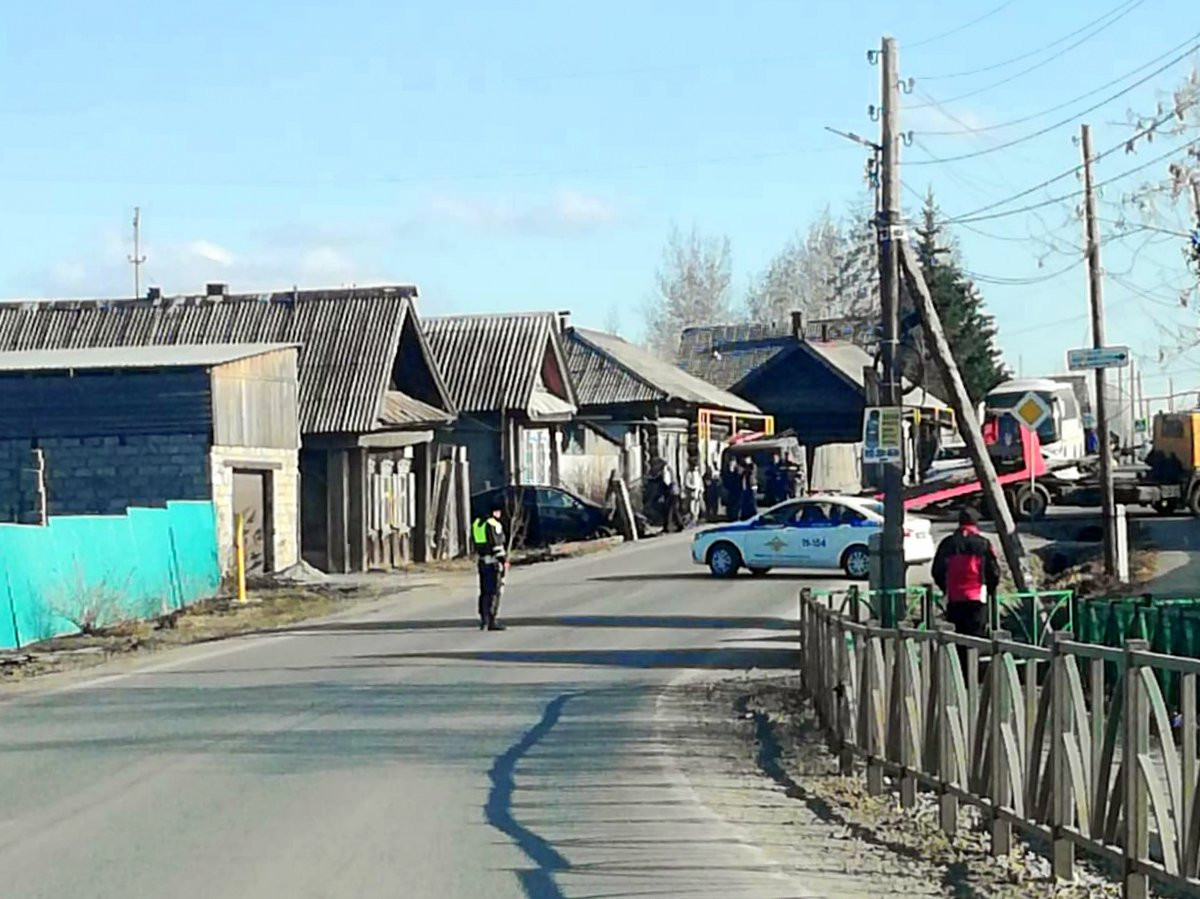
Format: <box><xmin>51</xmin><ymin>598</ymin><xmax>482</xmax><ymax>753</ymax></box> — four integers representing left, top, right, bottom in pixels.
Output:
<box><xmin>470</xmin><ymin>485</ymin><xmax>612</xmax><ymax>546</ymax></box>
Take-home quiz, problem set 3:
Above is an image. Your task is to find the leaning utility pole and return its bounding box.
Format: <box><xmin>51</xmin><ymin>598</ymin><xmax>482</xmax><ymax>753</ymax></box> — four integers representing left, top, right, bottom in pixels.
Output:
<box><xmin>128</xmin><ymin>206</ymin><xmax>146</xmax><ymax>300</ymax></box>
<box><xmin>876</xmin><ymin>36</ymin><xmax>906</xmax><ymax>605</ymax></box>
<box><xmin>898</xmin><ymin>243</ymin><xmax>1030</xmax><ymax>593</ymax></box>
<box><xmin>1081</xmin><ymin>125</ymin><xmax>1117</xmax><ymax>576</ymax></box>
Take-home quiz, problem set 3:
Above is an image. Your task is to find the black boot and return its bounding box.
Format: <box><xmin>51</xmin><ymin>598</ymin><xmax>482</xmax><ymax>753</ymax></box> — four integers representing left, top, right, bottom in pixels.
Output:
<box><xmin>487</xmin><ymin>618</ymin><xmax>506</xmax><ymax>631</ymax></box>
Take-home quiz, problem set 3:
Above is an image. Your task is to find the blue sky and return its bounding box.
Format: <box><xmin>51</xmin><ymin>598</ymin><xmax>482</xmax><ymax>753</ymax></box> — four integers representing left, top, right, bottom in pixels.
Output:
<box><xmin>2</xmin><ymin>0</ymin><xmax>1197</xmax><ymax>394</ymax></box>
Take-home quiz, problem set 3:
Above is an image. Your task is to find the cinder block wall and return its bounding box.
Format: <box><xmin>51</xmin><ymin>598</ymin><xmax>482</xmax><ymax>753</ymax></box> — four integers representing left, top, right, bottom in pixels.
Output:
<box><xmin>0</xmin><ymin>434</ymin><xmax>211</xmax><ymax>522</ymax></box>
<box><xmin>209</xmin><ymin>446</ymin><xmax>300</xmax><ymax>574</ymax></box>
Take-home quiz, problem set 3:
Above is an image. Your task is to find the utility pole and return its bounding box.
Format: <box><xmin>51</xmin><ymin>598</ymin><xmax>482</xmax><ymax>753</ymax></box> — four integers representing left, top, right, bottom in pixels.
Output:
<box><xmin>1081</xmin><ymin>125</ymin><xmax>1117</xmax><ymax>576</ymax></box>
<box><xmin>875</xmin><ymin>36</ymin><xmax>906</xmax><ymax>613</ymax></box>
<box><xmin>128</xmin><ymin>206</ymin><xmax>146</xmax><ymax>300</ymax></box>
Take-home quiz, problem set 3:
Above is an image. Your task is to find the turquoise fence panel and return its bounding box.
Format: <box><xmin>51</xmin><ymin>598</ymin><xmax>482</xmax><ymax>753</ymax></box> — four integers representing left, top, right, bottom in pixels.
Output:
<box><xmin>0</xmin><ymin>501</ymin><xmax>220</xmax><ymax>650</ymax></box>
<box><xmin>127</xmin><ymin>507</ymin><xmax>177</xmax><ymax>617</ymax></box>
<box><xmin>165</xmin><ymin>501</ymin><xmax>220</xmax><ymax>603</ymax></box>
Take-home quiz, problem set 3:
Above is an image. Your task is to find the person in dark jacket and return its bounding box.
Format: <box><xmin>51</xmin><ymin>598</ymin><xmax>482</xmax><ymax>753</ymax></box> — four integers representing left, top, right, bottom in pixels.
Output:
<box><xmin>738</xmin><ymin>457</ymin><xmax>759</xmax><ymax>521</ymax></box>
<box><xmin>472</xmin><ymin>502</ymin><xmax>509</xmax><ymax>631</ymax></box>
<box><xmin>721</xmin><ymin>457</ymin><xmax>742</xmax><ymax>522</ymax></box>
<box><xmin>932</xmin><ymin>507</ymin><xmax>1001</xmax><ymax>637</ymax></box>
<box><xmin>702</xmin><ymin>464</ymin><xmax>721</xmax><ymax>522</ymax></box>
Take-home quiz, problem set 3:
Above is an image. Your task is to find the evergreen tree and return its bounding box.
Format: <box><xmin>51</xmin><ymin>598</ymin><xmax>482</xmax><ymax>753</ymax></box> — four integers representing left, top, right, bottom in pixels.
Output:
<box><xmin>913</xmin><ymin>190</ymin><xmax>1008</xmax><ymax>403</ymax></box>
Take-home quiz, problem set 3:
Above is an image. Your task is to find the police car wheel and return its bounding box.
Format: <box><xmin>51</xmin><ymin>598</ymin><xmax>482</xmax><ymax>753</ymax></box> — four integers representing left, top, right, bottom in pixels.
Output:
<box><xmin>843</xmin><ymin>546</ymin><xmax>870</xmax><ymax>579</ymax></box>
<box><xmin>708</xmin><ymin>543</ymin><xmax>741</xmax><ymax>578</ymax></box>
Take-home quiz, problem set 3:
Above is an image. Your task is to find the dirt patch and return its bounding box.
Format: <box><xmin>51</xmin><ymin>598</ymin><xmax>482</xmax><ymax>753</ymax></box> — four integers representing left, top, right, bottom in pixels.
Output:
<box><xmin>0</xmin><ymin>585</ymin><xmax>370</xmax><ymax>685</ymax></box>
<box><xmin>1036</xmin><ymin>540</ymin><xmax>1157</xmax><ymax>596</ymax></box>
<box><xmin>665</xmin><ymin>674</ymin><xmax>1131</xmax><ymax>898</ymax></box>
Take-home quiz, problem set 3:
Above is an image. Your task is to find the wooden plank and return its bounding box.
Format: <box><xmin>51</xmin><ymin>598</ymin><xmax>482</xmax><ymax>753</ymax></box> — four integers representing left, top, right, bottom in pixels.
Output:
<box><xmin>897</xmin><ymin>240</ymin><xmax>1029</xmax><ymax>591</ymax></box>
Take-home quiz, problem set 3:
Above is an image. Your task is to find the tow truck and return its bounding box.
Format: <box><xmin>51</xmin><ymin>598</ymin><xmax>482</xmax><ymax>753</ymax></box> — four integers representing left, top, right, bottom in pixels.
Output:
<box><xmin>901</xmin><ymin>410</ymin><xmax>1200</xmax><ymax>520</ymax></box>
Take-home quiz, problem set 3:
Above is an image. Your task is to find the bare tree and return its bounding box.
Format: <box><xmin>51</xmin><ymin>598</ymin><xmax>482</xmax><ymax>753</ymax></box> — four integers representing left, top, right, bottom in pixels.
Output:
<box><xmin>1115</xmin><ymin>65</ymin><xmax>1200</xmax><ymax>353</ymax></box>
<box><xmin>602</xmin><ymin>304</ymin><xmax>623</xmax><ymax>337</ymax></box>
<box><xmin>643</xmin><ymin>226</ymin><xmax>733</xmax><ymax>360</ymax></box>
<box><xmin>743</xmin><ymin>201</ymin><xmax>879</xmax><ymax>326</ymax></box>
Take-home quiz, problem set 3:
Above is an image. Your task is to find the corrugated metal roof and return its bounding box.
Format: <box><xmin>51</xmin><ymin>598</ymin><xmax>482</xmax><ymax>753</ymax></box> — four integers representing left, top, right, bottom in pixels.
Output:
<box><xmin>0</xmin><ymin>343</ymin><xmax>298</xmax><ymax>372</ymax></box>
<box><xmin>0</xmin><ymin>287</ymin><xmax>453</xmax><ymax>434</ymax></box>
<box><xmin>566</xmin><ymin>327</ymin><xmax>760</xmax><ymax>413</ymax></box>
<box><xmin>379</xmin><ymin>390</ymin><xmax>455</xmax><ymax>427</ymax></box>
<box><xmin>677</xmin><ymin>324</ymin><xmax>793</xmax><ymax>390</ymax></box>
<box><xmin>678</xmin><ymin>322</ymin><xmax>946</xmax><ymax>405</ymax></box>
<box><xmin>424</xmin><ymin>312</ymin><xmax>577</xmax><ymax>414</ymax></box>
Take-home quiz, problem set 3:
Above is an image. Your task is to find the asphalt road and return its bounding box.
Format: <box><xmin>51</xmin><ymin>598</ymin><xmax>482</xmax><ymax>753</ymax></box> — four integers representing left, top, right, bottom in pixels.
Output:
<box><xmin>0</xmin><ymin>534</ymin><xmax>871</xmax><ymax>899</ymax></box>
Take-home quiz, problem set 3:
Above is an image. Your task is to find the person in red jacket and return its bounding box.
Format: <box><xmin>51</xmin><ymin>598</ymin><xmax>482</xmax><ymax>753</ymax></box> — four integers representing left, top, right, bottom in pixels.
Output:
<box><xmin>932</xmin><ymin>507</ymin><xmax>1001</xmax><ymax>637</ymax></box>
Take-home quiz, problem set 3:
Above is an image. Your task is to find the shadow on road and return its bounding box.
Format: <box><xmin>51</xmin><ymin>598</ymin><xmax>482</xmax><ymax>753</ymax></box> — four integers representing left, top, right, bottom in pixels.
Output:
<box><xmin>356</xmin><ymin>646</ymin><xmax>797</xmax><ymax>670</ymax></box>
<box><xmin>589</xmin><ymin>573</ymin><xmax>840</xmax><ymax>582</ymax></box>
<box><xmin>488</xmin><ymin>692</ymin><xmax>574</xmax><ymax>899</ymax></box>
<box><xmin>265</xmin><ymin>614</ymin><xmax>799</xmax><ymax>636</ymax></box>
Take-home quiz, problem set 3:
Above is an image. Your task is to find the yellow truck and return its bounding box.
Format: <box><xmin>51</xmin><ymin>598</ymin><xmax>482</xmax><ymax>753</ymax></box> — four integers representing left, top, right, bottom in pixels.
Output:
<box><xmin>1121</xmin><ymin>411</ymin><xmax>1200</xmax><ymax>515</ymax></box>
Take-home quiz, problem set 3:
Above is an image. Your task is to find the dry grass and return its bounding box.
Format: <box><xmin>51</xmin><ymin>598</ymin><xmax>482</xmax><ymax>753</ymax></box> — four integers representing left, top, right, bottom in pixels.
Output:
<box><xmin>0</xmin><ymin>586</ymin><xmax>358</xmax><ymax>685</ymax></box>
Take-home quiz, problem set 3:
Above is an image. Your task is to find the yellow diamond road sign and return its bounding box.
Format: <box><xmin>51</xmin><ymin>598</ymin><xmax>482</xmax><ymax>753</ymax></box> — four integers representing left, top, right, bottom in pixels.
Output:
<box><xmin>1014</xmin><ymin>392</ymin><xmax>1051</xmax><ymax>430</ymax></box>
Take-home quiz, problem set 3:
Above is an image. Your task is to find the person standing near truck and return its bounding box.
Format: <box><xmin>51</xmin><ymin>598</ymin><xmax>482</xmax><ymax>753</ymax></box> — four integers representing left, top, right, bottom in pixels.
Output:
<box><xmin>932</xmin><ymin>507</ymin><xmax>1001</xmax><ymax>637</ymax></box>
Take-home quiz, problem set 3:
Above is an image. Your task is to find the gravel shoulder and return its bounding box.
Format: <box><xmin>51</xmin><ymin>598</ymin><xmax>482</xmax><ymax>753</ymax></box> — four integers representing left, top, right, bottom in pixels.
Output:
<box><xmin>660</xmin><ymin>673</ymin><xmax>1128</xmax><ymax>898</ymax></box>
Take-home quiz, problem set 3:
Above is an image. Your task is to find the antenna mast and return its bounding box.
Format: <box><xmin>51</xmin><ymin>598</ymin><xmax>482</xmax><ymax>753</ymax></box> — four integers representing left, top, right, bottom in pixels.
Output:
<box><xmin>128</xmin><ymin>207</ymin><xmax>146</xmax><ymax>298</ymax></box>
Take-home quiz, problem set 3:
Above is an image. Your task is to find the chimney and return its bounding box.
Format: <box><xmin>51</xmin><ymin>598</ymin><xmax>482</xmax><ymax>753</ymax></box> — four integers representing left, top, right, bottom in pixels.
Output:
<box><xmin>206</xmin><ymin>282</ymin><xmax>227</xmax><ymax>297</ymax></box>
<box><xmin>790</xmin><ymin>310</ymin><xmax>804</xmax><ymax>340</ymax></box>
<box><xmin>557</xmin><ymin>309</ymin><xmax>571</xmax><ymax>334</ymax></box>
<box><xmin>146</xmin><ymin>286</ymin><xmax>162</xmax><ymax>302</ymax></box>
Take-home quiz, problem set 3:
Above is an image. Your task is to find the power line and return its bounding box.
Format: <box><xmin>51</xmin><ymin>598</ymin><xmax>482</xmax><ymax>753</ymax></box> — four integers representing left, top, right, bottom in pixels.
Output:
<box><xmin>907</xmin><ymin>0</ymin><xmax>1019</xmax><ymax>50</ymax></box>
<box><xmin>939</xmin><ymin>109</ymin><xmax>1199</xmax><ymax>223</ymax></box>
<box><xmin>908</xmin><ymin>48</ymin><xmax>1197</xmax><ymax>166</ymax></box>
<box><xmin>945</xmin><ymin>135</ymin><xmax>1200</xmax><ymax>226</ymax></box>
<box><xmin>0</xmin><ymin>144</ymin><xmax>852</xmax><ymax>188</ymax></box>
<box><xmin>916</xmin><ymin>0</ymin><xmax>1140</xmax><ymax>80</ymax></box>
<box><xmin>917</xmin><ymin>33</ymin><xmax>1200</xmax><ymax>138</ymax></box>
<box><xmin>966</xmin><ymin>258</ymin><xmax>1081</xmax><ymax>285</ymax></box>
<box><xmin>910</xmin><ymin>0</ymin><xmax>1146</xmax><ymax>107</ymax></box>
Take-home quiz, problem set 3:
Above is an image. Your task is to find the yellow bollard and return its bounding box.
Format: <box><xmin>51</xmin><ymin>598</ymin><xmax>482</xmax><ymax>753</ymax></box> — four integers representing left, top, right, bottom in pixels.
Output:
<box><xmin>235</xmin><ymin>512</ymin><xmax>247</xmax><ymax>603</ymax></box>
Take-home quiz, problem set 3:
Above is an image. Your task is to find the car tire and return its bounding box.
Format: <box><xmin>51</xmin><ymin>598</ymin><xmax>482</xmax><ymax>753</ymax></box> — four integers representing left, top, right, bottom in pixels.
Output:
<box><xmin>1189</xmin><ymin>485</ymin><xmax>1200</xmax><ymax>518</ymax></box>
<box><xmin>748</xmin><ymin>567</ymin><xmax>771</xmax><ymax>577</ymax></box>
<box><xmin>1153</xmin><ymin>499</ymin><xmax>1179</xmax><ymax>516</ymax></box>
<box><xmin>707</xmin><ymin>542</ymin><xmax>742</xmax><ymax>578</ymax></box>
<box><xmin>842</xmin><ymin>545</ymin><xmax>870</xmax><ymax>579</ymax></box>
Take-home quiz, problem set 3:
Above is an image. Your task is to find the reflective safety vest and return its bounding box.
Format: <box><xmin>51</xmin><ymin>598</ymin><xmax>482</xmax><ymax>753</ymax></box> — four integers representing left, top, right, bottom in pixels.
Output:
<box><xmin>472</xmin><ymin>518</ymin><xmax>490</xmax><ymax>547</ymax></box>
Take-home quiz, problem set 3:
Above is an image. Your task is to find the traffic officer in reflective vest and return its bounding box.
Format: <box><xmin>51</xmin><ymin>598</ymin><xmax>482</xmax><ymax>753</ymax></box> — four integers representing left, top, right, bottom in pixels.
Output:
<box><xmin>472</xmin><ymin>502</ymin><xmax>508</xmax><ymax>631</ymax></box>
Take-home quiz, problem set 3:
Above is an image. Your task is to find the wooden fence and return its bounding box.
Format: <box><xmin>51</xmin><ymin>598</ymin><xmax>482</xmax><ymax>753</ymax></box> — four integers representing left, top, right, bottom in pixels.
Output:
<box><xmin>799</xmin><ymin>588</ymin><xmax>1200</xmax><ymax>899</ymax></box>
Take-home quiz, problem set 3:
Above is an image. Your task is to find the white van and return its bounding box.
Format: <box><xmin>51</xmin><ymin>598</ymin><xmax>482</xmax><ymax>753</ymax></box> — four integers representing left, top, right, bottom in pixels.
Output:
<box><xmin>985</xmin><ymin>378</ymin><xmax>1086</xmax><ymax>461</ymax></box>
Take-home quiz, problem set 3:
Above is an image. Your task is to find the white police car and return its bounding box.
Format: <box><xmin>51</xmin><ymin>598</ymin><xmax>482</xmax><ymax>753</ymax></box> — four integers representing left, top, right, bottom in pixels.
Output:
<box><xmin>691</xmin><ymin>495</ymin><xmax>935</xmax><ymax>578</ymax></box>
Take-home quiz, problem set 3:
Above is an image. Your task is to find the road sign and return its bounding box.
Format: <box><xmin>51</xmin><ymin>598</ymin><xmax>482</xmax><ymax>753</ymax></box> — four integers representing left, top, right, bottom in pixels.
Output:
<box><xmin>1067</xmin><ymin>345</ymin><xmax>1130</xmax><ymax>370</ymax></box>
<box><xmin>1012</xmin><ymin>391</ymin><xmax>1052</xmax><ymax>432</ymax></box>
<box><xmin>1135</xmin><ymin>417</ymin><xmax>1148</xmax><ymax>434</ymax></box>
<box><xmin>862</xmin><ymin>406</ymin><xmax>902</xmax><ymax>463</ymax></box>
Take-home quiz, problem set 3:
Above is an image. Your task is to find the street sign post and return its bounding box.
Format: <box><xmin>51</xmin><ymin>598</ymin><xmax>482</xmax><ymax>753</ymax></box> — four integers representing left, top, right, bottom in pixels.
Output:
<box><xmin>862</xmin><ymin>407</ymin><xmax>902</xmax><ymax>463</ymax></box>
<box><xmin>1067</xmin><ymin>345</ymin><xmax>1130</xmax><ymax>370</ymax></box>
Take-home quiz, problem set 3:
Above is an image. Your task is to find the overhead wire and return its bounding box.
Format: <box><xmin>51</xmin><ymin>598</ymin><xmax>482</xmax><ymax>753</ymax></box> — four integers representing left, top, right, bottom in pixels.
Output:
<box><xmin>907</xmin><ymin>1</ymin><xmax>1020</xmax><ymax>50</ymax></box>
<box><xmin>909</xmin><ymin>64</ymin><xmax>1198</xmax><ymax>166</ymax></box>
<box><xmin>941</xmin><ymin>127</ymin><xmax>1200</xmax><ymax>225</ymax></box>
<box><xmin>909</xmin><ymin>0</ymin><xmax>1147</xmax><ymax>108</ymax></box>
<box><xmin>965</xmin><ymin>259</ymin><xmax>1081</xmax><ymax>286</ymax></box>
<box><xmin>916</xmin><ymin>33</ymin><xmax>1200</xmax><ymax>138</ymax></box>
<box><xmin>916</xmin><ymin>0</ymin><xmax>1141</xmax><ymax>80</ymax></box>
